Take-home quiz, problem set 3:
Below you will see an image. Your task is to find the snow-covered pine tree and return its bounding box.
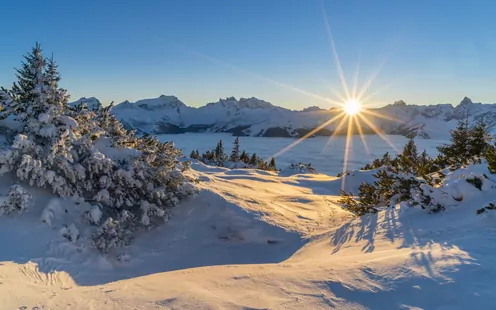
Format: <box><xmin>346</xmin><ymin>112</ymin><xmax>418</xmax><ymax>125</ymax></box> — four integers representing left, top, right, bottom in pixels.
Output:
<box><xmin>486</xmin><ymin>144</ymin><xmax>496</xmax><ymax>174</ymax></box>
<box><xmin>0</xmin><ymin>44</ymin><xmax>194</xmax><ymax>235</ymax></box>
<box><xmin>95</xmin><ymin>103</ymin><xmax>135</xmax><ymax>149</ymax></box>
<box><xmin>6</xmin><ymin>43</ymin><xmax>46</xmax><ymax>117</ymax></box>
<box><xmin>214</xmin><ymin>140</ymin><xmax>226</xmax><ymax>166</ymax></box>
<box><xmin>190</xmin><ymin>149</ymin><xmax>200</xmax><ymax>159</ymax></box>
<box><xmin>269</xmin><ymin>157</ymin><xmax>277</xmax><ymax>170</ymax></box>
<box><xmin>357</xmin><ymin>182</ymin><xmax>379</xmax><ymax>213</ymax></box>
<box><xmin>249</xmin><ymin>153</ymin><xmax>258</xmax><ymax>166</ymax></box>
<box><xmin>0</xmin><ymin>87</ymin><xmax>12</xmax><ymax>120</ymax></box>
<box><xmin>230</xmin><ymin>137</ymin><xmax>240</xmax><ymax>162</ymax></box>
<box><xmin>438</xmin><ymin>118</ymin><xmax>471</xmax><ymax>167</ymax></box>
<box><xmin>240</xmin><ymin>150</ymin><xmax>249</xmax><ymax>164</ymax></box>
<box><xmin>0</xmin><ymin>44</ymin><xmax>81</xmax><ymax>197</ymax></box>
<box><xmin>372</xmin><ymin>169</ymin><xmax>395</xmax><ymax>205</ymax></box>
<box><xmin>417</xmin><ymin>150</ymin><xmax>438</xmax><ymax>178</ymax></box>
<box><xmin>469</xmin><ymin>118</ymin><xmax>492</xmax><ymax>163</ymax></box>
<box><xmin>397</xmin><ymin>139</ymin><xmax>419</xmax><ymax>174</ymax></box>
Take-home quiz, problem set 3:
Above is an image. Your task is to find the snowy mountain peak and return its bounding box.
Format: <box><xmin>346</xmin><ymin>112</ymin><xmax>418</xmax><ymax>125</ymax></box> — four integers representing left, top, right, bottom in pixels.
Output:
<box><xmin>458</xmin><ymin>97</ymin><xmax>474</xmax><ymax>106</ymax></box>
<box><xmin>302</xmin><ymin>106</ymin><xmax>324</xmax><ymax>112</ymax></box>
<box><xmin>206</xmin><ymin>97</ymin><xmax>278</xmax><ymax>111</ymax></box>
<box><xmin>69</xmin><ymin>97</ymin><xmax>102</xmax><ymax>110</ymax></box>
<box><xmin>393</xmin><ymin>100</ymin><xmax>407</xmax><ymax>106</ymax></box>
<box><xmin>114</xmin><ymin>95</ymin><xmax>187</xmax><ymax>111</ymax></box>
<box><xmin>77</xmin><ymin>94</ymin><xmax>496</xmax><ymax>139</ymax></box>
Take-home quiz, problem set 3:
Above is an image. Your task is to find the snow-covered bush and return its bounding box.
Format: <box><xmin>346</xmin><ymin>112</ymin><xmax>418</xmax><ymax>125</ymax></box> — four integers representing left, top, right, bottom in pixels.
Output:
<box><xmin>40</xmin><ymin>198</ymin><xmax>64</xmax><ymax>226</ymax></box>
<box><xmin>338</xmin><ymin>190</ymin><xmax>377</xmax><ymax>216</ymax></box>
<box><xmin>0</xmin><ymin>44</ymin><xmax>196</xmax><ymax>252</ymax></box>
<box><xmin>437</xmin><ymin>118</ymin><xmax>492</xmax><ymax>168</ymax></box>
<box><xmin>93</xmin><ymin>217</ymin><xmax>132</xmax><ymax>253</ymax></box>
<box><xmin>339</xmin><ymin>132</ymin><xmax>496</xmax><ymax>216</ymax></box>
<box><xmin>83</xmin><ymin>204</ymin><xmax>103</xmax><ymax>225</ymax></box>
<box><xmin>339</xmin><ymin>140</ymin><xmax>448</xmax><ymax>215</ymax></box>
<box><xmin>0</xmin><ymin>184</ymin><xmax>33</xmax><ymax>215</ymax></box>
<box><xmin>60</xmin><ymin>223</ymin><xmax>80</xmax><ymax>243</ymax></box>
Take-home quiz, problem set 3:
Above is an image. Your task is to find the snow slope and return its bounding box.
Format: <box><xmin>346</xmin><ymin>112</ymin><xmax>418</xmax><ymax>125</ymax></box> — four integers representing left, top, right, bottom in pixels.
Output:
<box><xmin>102</xmin><ymin>95</ymin><xmax>496</xmax><ymax>139</ymax></box>
<box><xmin>1</xmin><ymin>161</ymin><xmax>496</xmax><ymax>309</ymax></box>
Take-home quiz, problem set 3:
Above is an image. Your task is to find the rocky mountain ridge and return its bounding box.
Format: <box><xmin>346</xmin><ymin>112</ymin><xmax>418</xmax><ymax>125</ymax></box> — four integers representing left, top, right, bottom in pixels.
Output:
<box><xmin>70</xmin><ymin>96</ymin><xmax>496</xmax><ymax>139</ymax></box>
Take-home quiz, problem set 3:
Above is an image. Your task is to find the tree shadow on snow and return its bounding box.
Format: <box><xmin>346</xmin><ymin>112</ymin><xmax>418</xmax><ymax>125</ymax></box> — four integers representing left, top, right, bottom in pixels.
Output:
<box><xmin>326</xmin><ymin>207</ymin><xmax>496</xmax><ymax>308</ymax></box>
<box><xmin>331</xmin><ymin>208</ymin><xmax>422</xmax><ymax>254</ymax></box>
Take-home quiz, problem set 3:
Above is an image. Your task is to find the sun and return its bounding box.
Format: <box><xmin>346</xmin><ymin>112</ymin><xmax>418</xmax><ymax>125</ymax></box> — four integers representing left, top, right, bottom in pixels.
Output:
<box><xmin>343</xmin><ymin>99</ymin><xmax>361</xmax><ymax>115</ymax></box>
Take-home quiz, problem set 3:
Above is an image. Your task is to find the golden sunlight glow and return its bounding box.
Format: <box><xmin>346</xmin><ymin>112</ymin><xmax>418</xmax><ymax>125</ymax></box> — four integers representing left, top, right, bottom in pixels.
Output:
<box><xmin>343</xmin><ymin>99</ymin><xmax>361</xmax><ymax>115</ymax></box>
<box><xmin>183</xmin><ymin>3</ymin><xmax>405</xmax><ymax>192</ymax></box>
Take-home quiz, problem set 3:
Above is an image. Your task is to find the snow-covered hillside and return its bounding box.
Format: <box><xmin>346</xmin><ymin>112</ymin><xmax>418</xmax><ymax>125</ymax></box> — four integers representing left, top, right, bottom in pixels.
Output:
<box><xmin>92</xmin><ymin>96</ymin><xmax>496</xmax><ymax>139</ymax></box>
<box><xmin>2</xmin><ymin>162</ymin><xmax>496</xmax><ymax>309</ymax></box>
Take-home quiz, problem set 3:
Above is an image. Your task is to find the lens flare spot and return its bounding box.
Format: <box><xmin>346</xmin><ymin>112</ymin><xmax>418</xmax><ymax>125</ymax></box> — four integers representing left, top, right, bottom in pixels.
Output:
<box><xmin>344</xmin><ymin>99</ymin><xmax>361</xmax><ymax>115</ymax></box>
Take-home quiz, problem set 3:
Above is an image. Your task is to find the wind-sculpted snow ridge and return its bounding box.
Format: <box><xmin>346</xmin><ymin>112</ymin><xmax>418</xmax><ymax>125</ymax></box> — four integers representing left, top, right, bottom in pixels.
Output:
<box><xmin>1</xmin><ymin>163</ymin><xmax>496</xmax><ymax>309</ymax></box>
<box><xmin>98</xmin><ymin>95</ymin><xmax>496</xmax><ymax>139</ymax></box>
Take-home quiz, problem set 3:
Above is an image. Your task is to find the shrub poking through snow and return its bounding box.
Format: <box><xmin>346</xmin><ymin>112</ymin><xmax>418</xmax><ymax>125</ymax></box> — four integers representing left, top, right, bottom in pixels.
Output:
<box><xmin>466</xmin><ymin>176</ymin><xmax>483</xmax><ymax>191</ymax></box>
<box><xmin>476</xmin><ymin>202</ymin><xmax>496</xmax><ymax>215</ymax></box>
<box><xmin>339</xmin><ymin>139</ymin><xmax>452</xmax><ymax>215</ymax></box>
<box><xmin>0</xmin><ymin>184</ymin><xmax>33</xmax><ymax>215</ymax></box>
<box><xmin>338</xmin><ymin>190</ymin><xmax>377</xmax><ymax>216</ymax></box>
<box><xmin>341</xmin><ymin>123</ymin><xmax>496</xmax><ymax>216</ymax></box>
<box><xmin>282</xmin><ymin>163</ymin><xmax>318</xmax><ymax>175</ymax></box>
<box><xmin>0</xmin><ymin>43</ymin><xmax>196</xmax><ymax>252</ymax></box>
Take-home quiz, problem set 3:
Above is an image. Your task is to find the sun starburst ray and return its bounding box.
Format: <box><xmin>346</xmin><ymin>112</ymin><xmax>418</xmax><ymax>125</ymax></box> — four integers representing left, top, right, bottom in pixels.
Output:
<box><xmin>357</xmin><ymin>113</ymin><xmax>400</xmax><ymax>153</ymax></box>
<box><xmin>352</xmin><ymin>56</ymin><xmax>361</xmax><ymax>99</ymax></box>
<box><xmin>356</xmin><ymin>56</ymin><xmax>390</xmax><ymax>101</ymax></box>
<box><xmin>341</xmin><ymin>116</ymin><xmax>354</xmax><ymax>190</ymax></box>
<box><xmin>322</xmin><ymin>5</ymin><xmax>351</xmax><ymax>101</ymax></box>
<box><xmin>322</xmin><ymin>114</ymin><xmax>349</xmax><ymax>152</ymax></box>
<box><xmin>178</xmin><ymin>43</ymin><xmax>345</xmax><ymax>107</ymax></box>
<box><xmin>353</xmin><ymin>115</ymin><xmax>370</xmax><ymax>155</ymax></box>
<box><xmin>272</xmin><ymin>111</ymin><xmax>346</xmax><ymax>159</ymax></box>
<box><xmin>329</xmin><ymin>87</ymin><xmax>348</xmax><ymax>105</ymax></box>
<box><xmin>357</xmin><ymin>80</ymin><xmax>395</xmax><ymax>105</ymax></box>
<box><xmin>361</xmin><ymin>109</ymin><xmax>403</xmax><ymax>123</ymax></box>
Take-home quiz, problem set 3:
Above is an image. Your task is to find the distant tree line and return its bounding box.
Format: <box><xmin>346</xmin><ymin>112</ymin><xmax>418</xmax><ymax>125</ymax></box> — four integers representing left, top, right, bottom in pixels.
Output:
<box><xmin>190</xmin><ymin>137</ymin><xmax>277</xmax><ymax>171</ymax></box>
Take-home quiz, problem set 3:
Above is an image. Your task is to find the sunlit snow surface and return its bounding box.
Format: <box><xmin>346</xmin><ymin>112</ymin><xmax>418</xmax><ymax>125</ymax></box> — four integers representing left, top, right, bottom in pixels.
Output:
<box><xmin>2</xmin><ymin>135</ymin><xmax>496</xmax><ymax>309</ymax></box>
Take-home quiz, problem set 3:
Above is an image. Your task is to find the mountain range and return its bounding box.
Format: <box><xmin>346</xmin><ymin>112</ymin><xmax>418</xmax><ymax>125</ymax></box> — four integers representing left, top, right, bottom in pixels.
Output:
<box><xmin>69</xmin><ymin>96</ymin><xmax>496</xmax><ymax>139</ymax></box>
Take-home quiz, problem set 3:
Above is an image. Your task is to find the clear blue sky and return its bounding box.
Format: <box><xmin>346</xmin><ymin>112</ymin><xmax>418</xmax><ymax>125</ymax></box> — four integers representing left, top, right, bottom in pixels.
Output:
<box><xmin>1</xmin><ymin>0</ymin><xmax>495</xmax><ymax>109</ymax></box>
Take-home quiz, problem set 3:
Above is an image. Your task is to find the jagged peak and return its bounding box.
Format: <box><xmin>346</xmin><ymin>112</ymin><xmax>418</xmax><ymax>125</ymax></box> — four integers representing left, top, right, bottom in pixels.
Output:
<box><xmin>206</xmin><ymin>97</ymin><xmax>277</xmax><ymax>110</ymax></box>
<box><xmin>68</xmin><ymin>97</ymin><xmax>102</xmax><ymax>110</ymax></box>
<box><xmin>301</xmin><ymin>106</ymin><xmax>323</xmax><ymax>112</ymax></box>
<box><xmin>458</xmin><ymin>97</ymin><xmax>473</xmax><ymax>106</ymax></box>
<box><xmin>113</xmin><ymin>95</ymin><xmax>187</xmax><ymax>111</ymax></box>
